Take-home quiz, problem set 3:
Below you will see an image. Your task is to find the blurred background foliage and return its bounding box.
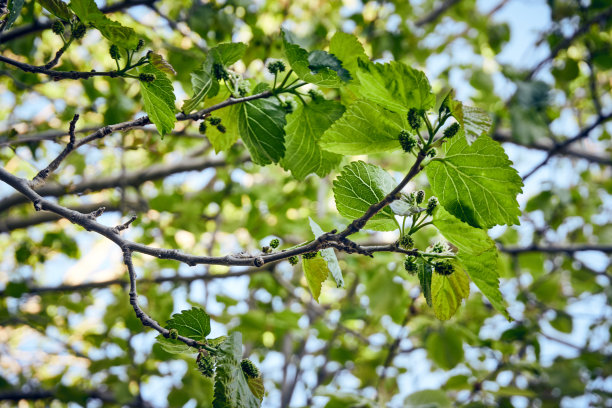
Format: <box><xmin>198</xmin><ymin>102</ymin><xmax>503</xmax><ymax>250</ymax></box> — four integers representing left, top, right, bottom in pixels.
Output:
<box><xmin>1</xmin><ymin>0</ymin><xmax>611</xmax><ymax>407</ymax></box>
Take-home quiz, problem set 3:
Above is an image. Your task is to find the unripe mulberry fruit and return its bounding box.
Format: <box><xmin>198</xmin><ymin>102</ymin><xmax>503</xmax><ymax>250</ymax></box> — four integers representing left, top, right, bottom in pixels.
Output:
<box><xmin>139</xmin><ymin>73</ymin><xmax>156</xmax><ymax>82</ymax></box>
<box><xmin>240</xmin><ymin>359</ymin><xmax>260</xmax><ymax>379</ymax></box>
<box><xmin>197</xmin><ymin>355</ymin><xmax>215</xmax><ymax>377</ymax></box>
<box><xmin>426</xmin><ymin>197</ymin><xmax>438</xmax><ymax>215</ymax></box>
<box><xmin>407</xmin><ymin>108</ymin><xmax>421</xmax><ymax>131</ymax></box>
<box><xmin>208</xmin><ymin>117</ymin><xmax>221</xmax><ymax>126</ymax></box>
<box><xmin>267</xmin><ymin>60</ymin><xmax>286</xmax><ymax>74</ymax></box>
<box><xmin>288</xmin><ymin>256</ymin><xmax>298</xmax><ymax>265</ymax></box>
<box><xmin>415</xmin><ymin>190</ymin><xmax>425</xmax><ymax>205</ymax></box>
<box><xmin>216</xmin><ymin>124</ymin><xmax>226</xmax><ymax>133</ymax></box>
<box><xmin>398</xmin><ymin>130</ymin><xmax>417</xmax><ymax>153</ymax></box>
<box><xmin>269</xmin><ymin>238</ymin><xmax>280</xmax><ymax>249</ymax></box>
<box><xmin>52</xmin><ymin>21</ymin><xmax>65</xmax><ymax>35</ymax></box>
<box><xmin>199</xmin><ymin>122</ymin><xmax>207</xmax><ymax>134</ymax></box>
<box><xmin>302</xmin><ymin>252</ymin><xmax>318</xmax><ymax>260</ymax></box>
<box><xmin>398</xmin><ymin>234</ymin><xmax>414</xmax><ymax>249</ymax></box>
<box><xmin>168</xmin><ymin>328</ymin><xmax>178</xmax><ymax>339</ymax></box>
<box><xmin>443</xmin><ymin>122</ymin><xmax>460</xmax><ymax>139</ymax></box>
<box><xmin>434</xmin><ymin>261</ymin><xmax>454</xmax><ymax>276</ymax></box>
<box><xmin>404</xmin><ymin>256</ymin><xmax>417</xmax><ymax>275</ymax></box>
<box><xmin>109</xmin><ymin>44</ymin><xmax>121</xmax><ymax>61</ymax></box>
<box><xmin>71</xmin><ymin>23</ymin><xmax>86</xmax><ymax>39</ymax></box>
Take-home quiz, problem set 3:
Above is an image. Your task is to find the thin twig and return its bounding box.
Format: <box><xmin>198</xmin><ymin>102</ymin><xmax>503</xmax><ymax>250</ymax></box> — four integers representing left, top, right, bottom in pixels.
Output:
<box><xmin>30</xmin><ymin>114</ymin><xmax>79</xmax><ymax>187</ymax></box>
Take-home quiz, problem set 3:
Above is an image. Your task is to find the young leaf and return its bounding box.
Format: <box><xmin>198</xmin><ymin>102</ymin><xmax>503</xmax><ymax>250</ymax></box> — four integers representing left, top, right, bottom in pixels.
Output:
<box><xmin>309</xmin><ymin>217</ymin><xmax>344</xmax><ymax>288</ymax></box>
<box><xmin>69</xmin><ymin>0</ymin><xmax>138</xmax><ymax>48</ymax></box>
<box><xmin>329</xmin><ymin>32</ymin><xmax>368</xmax><ymax>80</ymax></box>
<box><xmin>319</xmin><ymin>99</ymin><xmax>408</xmax><ymax>155</ymax></box>
<box><xmin>303</xmin><ymin>256</ymin><xmax>328</xmax><ymax>302</ymax></box>
<box><xmin>166</xmin><ymin>307</ymin><xmax>211</xmax><ymax>342</ymax></box>
<box><xmin>139</xmin><ymin>65</ymin><xmax>176</xmax><ymax>137</ymax></box>
<box><xmin>433</xmin><ymin>207</ymin><xmax>509</xmax><ymax>319</ymax></box>
<box><xmin>208</xmin><ymin>42</ymin><xmax>247</xmax><ymax>67</ymax></box>
<box><xmin>155</xmin><ymin>334</ymin><xmax>194</xmax><ymax>355</ymax></box>
<box><xmin>431</xmin><ymin>265</ymin><xmax>469</xmax><ymax>321</ymax></box>
<box><xmin>182</xmin><ymin>70</ymin><xmax>218</xmax><ymax>113</ymax></box>
<box><xmin>38</xmin><ymin>0</ymin><xmax>73</xmax><ymax>21</ymax></box>
<box><xmin>332</xmin><ymin>161</ymin><xmax>398</xmax><ymax>231</ymax></box>
<box><xmin>148</xmin><ymin>52</ymin><xmax>177</xmax><ymax>75</ymax></box>
<box><xmin>425</xmin><ymin>328</ymin><xmax>464</xmax><ymax>369</ymax></box>
<box><xmin>405</xmin><ymin>390</ymin><xmax>451</xmax><ymax>408</ymax></box>
<box><xmin>425</xmin><ymin>134</ymin><xmax>523</xmax><ymax>228</ymax></box>
<box><xmin>238</xmin><ymin>98</ymin><xmax>286</xmax><ymax>165</ymax></box>
<box><xmin>355</xmin><ymin>60</ymin><xmax>435</xmax><ymax>114</ymax></box>
<box><xmin>213</xmin><ymin>332</ymin><xmax>262</xmax><ymax>408</ymax></box>
<box><xmin>281</xmin><ymin>29</ymin><xmax>346</xmax><ymax>88</ymax></box>
<box><xmin>449</xmin><ymin>102</ymin><xmax>492</xmax><ymax>145</ymax></box>
<box><xmin>417</xmin><ymin>259</ymin><xmax>433</xmax><ymax>307</ymax></box>
<box><xmin>307</xmin><ymin>50</ymin><xmax>351</xmax><ymax>82</ymax></box>
<box><xmin>280</xmin><ymin>99</ymin><xmax>344</xmax><ymax>180</ymax></box>
<box><xmin>5</xmin><ymin>0</ymin><xmax>25</xmax><ymax>30</ymax></box>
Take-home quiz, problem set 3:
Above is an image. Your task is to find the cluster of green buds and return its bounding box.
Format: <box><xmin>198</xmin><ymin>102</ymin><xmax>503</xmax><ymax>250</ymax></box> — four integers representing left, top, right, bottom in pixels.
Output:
<box><xmin>404</xmin><ymin>256</ymin><xmax>418</xmax><ymax>275</ymax></box>
<box><xmin>398</xmin><ymin>234</ymin><xmax>414</xmax><ymax>249</ymax></box>
<box><xmin>135</xmin><ymin>39</ymin><xmax>145</xmax><ymax>52</ymax></box>
<box><xmin>267</xmin><ymin>60</ymin><xmax>286</xmax><ymax>74</ymax></box>
<box><xmin>288</xmin><ymin>255</ymin><xmax>299</xmax><ymax>265</ymax></box>
<box><xmin>433</xmin><ymin>260</ymin><xmax>454</xmax><ymax>276</ymax></box>
<box><xmin>168</xmin><ymin>328</ymin><xmax>179</xmax><ymax>339</ymax></box>
<box><xmin>204</xmin><ymin>116</ymin><xmax>226</xmax><ymax>133</ymax></box>
<box><xmin>398</xmin><ymin>130</ymin><xmax>418</xmax><ymax>153</ymax></box>
<box><xmin>426</xmin><ymin>197</ymin><xmax>438</xmax><ymax>215</ymax></box>
<box><xmin>269</xmin><ymin>238</ymin><xmax>280</xmax><ymax>249</ymax></box>
<box><xmin>427</xmin><ymin>148</ymin><xmax>437</xmax><ymax>158</ymax></box>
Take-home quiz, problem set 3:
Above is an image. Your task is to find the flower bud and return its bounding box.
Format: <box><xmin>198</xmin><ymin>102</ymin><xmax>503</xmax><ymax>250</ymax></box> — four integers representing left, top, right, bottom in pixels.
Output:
<box><xmin>415</xmin><ymin>190</ymin><xmax>425</xmax><ymax>205</ymax></box>
<box><xmin>269</xmin><ymin>238</ymin><xmax>280</xmax><ymax>249</ymax></box>
<box><xmin>398</xmin><ymin>130</ymin><xmax>417</xmax><ymax>153</ymax></box>
<box><xmin>52</xmin><ymin>21</ymin><xmax>65</xmax><ymax>35</ymax></box>
<box><xmin>426</xmin><ymin>197</ymin><xmax>438</xmax><ymax>215</ymax></box>
<box><xmin>138</xmin><ymin>73</ymin><xmax>156</xmax><ymax>82</ymax></box>
<box><xmin>398</xmin><ymin>234</ymin><xmax>414</xmax><ymax>249</ymax></box>
<box><xmin>407</xmin><ymin>108</ymin><xmax>421</xmax><ymax>131</ymax></box>
<box><xmin>71</xmin><ymin>23</ymin><xmax>86</xmax><ymax>39</ymax></box>
<box><xmin>240</xmin><ymin>359</ymin><xmax>260</xmax><ymax>379</ymax></box>
<box><xmin>288</xmin><ymin>256</ymin><xmax>298</xmax><ymax>265</ymax></box>
<box><xmin>404</xmin><ymin>256</ymin><xmax>417</xmax><ymax>275</ymax></box>
<box><xmin>443</xmin><ymin>122</ymin><xmax>460</xmax><ymax>139</ymax></box>
<box><xmin>434</xmin><ymin>261</ymin><xmax>454</xmax><ymax>276</ymax></box>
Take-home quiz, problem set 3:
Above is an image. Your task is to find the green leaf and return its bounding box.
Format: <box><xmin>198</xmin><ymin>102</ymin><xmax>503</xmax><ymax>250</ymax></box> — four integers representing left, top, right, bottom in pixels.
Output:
<box><xmin>69</xmin><ymin>0</ymin><xmax>138</xmax><ymax>48</ymax></box>
<box><xmin>6</xmin><ymin>0</ymin><xmax>25</xmax><ymax>30</ymax></box>
<box><xmin>208</xmin><ymin>42</ymin><xmax>247</xmax><ymax>67</ymax></box>
<box><xmin>213</xmin><ymin>332</ymin><xmax>262</xmax><ymax>408</ymax></box>
<box><xmin>246</xmin><ymin>377</ymin><xmax>264</xmax><ymax>401</ymax></box>
<box><xmin>280</xmin><ymin>99</ymin><xmax>344</xmax><ymax>179</ymax></box>
<box><xmin>425</xmin><ymin>328</ymin><xmax>464</xmax><ymax>369</ymax></box>
<box><xmin>38</xmin><ymin>0</ymin><xmax>73</xmax><ymax>21</ymax></box>
<box><xmin>303</xmin><ymin>256</ymin><xmax>328</xmax><ymax>302</ymax></box>
<box><xmin>329</xmin><ymin>32</ymin><xmax>368</xmax><ymax>80</ymax></box>
<box><xmin>238</xmin><ymin>98</ymin><xmax>286</xmax><ymax>165</ymax></box>
<box><xmin>425</xmin><ymin>134</ymin><xmax>523</xmax><ymax>228</ymax></box>
<box><xmin>139</xmin><ymin>64</ymin><xmax>176</xmax><ymax>137</ymax></box>
<box><xmin>307</xmin><ymin>50</ymin><xmax>351</xmax><ymax>82</ymax></box>
<box><xmin>155</xmin><ymin>334</ymin><xmax>194</xmax><ymax>355</ymax></box>
<box><xmin>550</xmin><ymin>311</ymin><xmax>573</xmax><ymax>334</ymax></box>
<box><xmin>431</xmin><ymin>266</ymin><xmax>469</xmax><ymax>321</ymax></box>
<box><xmin>166</xmin><ymin>307</ymin><xmax>211</xmax><ymax>342</ymax></box>
<box><xmin>404</xmin><ymin>390</ymin><xmax>451</xmax><ymax>408</ymax></box>
<box><xmin>332</xmin><ymin>161</ymin><xmax>398</xmax><ymax>231</ymax></box>
<box><xmin>458</xmin><ymin>105</ymin><xmax>492</xmax><ymax>145</ymax></box>
<box><xmin>202</xmin><ymin>89</ymin><xmax>239</xmax><ymax>152</ymax></box>
<box><xmin>319</xmin><ymin>99</ymin><xmax>408</xmax><ymax>155</ymax></box>
<box><xmin>182</xmin><ymin>70</ymin><xmax>218</xmax><ymax>113</ymax></box>
<box><xmin>355</xmin><ymin>60</ymin><xmax>435</xmax><ymax>114</ymax></box>
<box><xmin>309</xmin><ymin>217</ymin><xmax>344</xmax><ymax>288</ymax></box>
<box><xmin>281</xmin><ymin>30</ymin><xmax>345</xmax><ymax>88</ymax></box>
<box><xmin>433</xmin><ymin>207</ymin><xmax>509</xmax><ymax>319</ymax></box>
<box><xmin>417</xmin><ymin>259</ymin><xmax>433</xmax><ymax>307</ymax></box>
<box><xmin>148</xmin><ymin>52</ymin><xmax>177</xmax><ymax>75</ymax></box>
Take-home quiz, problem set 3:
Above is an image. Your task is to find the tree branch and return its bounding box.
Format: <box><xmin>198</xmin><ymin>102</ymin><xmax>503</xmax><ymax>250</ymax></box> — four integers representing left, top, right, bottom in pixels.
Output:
<box><xmin>415</xmin><ymin>0</ymin><xmax>461</xmax><ymax>27</ymax></box>
<box><xmin>500</xmin><ymin>244</ymin><xmax>612</xmax><ymax>255</ymax></box>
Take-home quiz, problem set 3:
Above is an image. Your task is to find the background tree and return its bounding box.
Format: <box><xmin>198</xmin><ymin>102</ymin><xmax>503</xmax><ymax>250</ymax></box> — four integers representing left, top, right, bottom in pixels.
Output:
<box><xmin>0</xmin><ymin>0</ymin><xmax>611</xmax><ymax>407</ymax></box>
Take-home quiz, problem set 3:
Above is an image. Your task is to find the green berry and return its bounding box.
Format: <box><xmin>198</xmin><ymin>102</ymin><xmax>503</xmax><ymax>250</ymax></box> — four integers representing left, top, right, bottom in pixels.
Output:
<box><xmin>398</xmin><ymin>130</ymin><xmax>417</xmax><ymax>153</ymax></box>
<box><xmin>431</xmin><ymin>242</ymin><xmax>446</xmax><ymax>254</ymax></box>
<box><xmin>404</xmin><ymin>256</ymin><xmax>417</xmax><ymax>275</ymax></box>
<box><xmin>139</xmin><ymin>73</ymin><xmax>156</xmax><ymax>82</ymax></box>
<box><xmin>267</xmin><ymin>60</ymin><xmax>286</xmax><ymax>74</ymax></box>
<box><xmin>434</xmin><ymin>261</ymin><xmax>454</xmax><ymax>276</ymax></box>
<box><xmin>269</xmin><ymin>238</ymin><xmax>280</xmax><ymax>249</ymax></box>
<box><xmin>407</xmin><ymin>108</ymin><xmax>421</xmax><ymax>131</ymax></box>
<box><xmin>71</xmin><ymin>23</ymin><xmax>86</xmax><ymax>39</ymax></box>
<box><xmin>288</xmin><ymin>256</ymin><xmax>298</xmax><ymax>265</ymax></box>
<box><xmin>240</xmin><ymin>359</ymin><xmax>260</xmax><ymax>379</ymax></box>
<box><xmin>302</xmin><ymin>252</ymin><xmax>318</xmax><ymax>260</ymax></box>
<box><xmin>213</xmin><ymin>63</ymin><xmax>229</xmax><ymax>80</ymax></box>
<box><xmin>216</xmin><ymin>124</ymin><xmax>226</xmax><ymax>133</ymax></box>
<box><xmin>208</xmin><ymin>117</ymin><xmax>222</xmax><ymax>126</ymax></box>
<box><xmin>398</xmin><ymin>234</ymin><xmax>414</xmax><ymax>249</ymax></box>
<box><xmin>109</xmin><ymin>44</ymin><xmax>121</xmax><ymax>61</ymax></box>
<box><xmin>197</xmin><ymin>355</ymin><xmax>215</xmax><ymax>377</ymax></box>
<box><xmin>415</xmin><ymin>190</ymin><xmax>425</xmax><ymax>205</ymax></box>
<box><xmin>426</xmin><ymin>197</ymin><xmax>438</xmax><ymax>215</ymax></box>
<box><xmin>443</xmin><ymin>122</ymin><xmax>460</xmax><ymax>139</ymax></box>
<box><xmin>168</xmin><ymin>328</ymin><xmax>178</xmax><ymax>339</ymax></box>
<box><xmin>427</xmin><ymin>148</ymin><xmax>437</xmax><ymax>158</ymax></box>
<box><xmin>199</xmin><ymin>122</ymin><xmax>207</xmax><ymax>134</ymax></box>
<box><xmin>52</xmin><ymin>21</ymin><xmax>65</xmax><ymax>35</ymax></box>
